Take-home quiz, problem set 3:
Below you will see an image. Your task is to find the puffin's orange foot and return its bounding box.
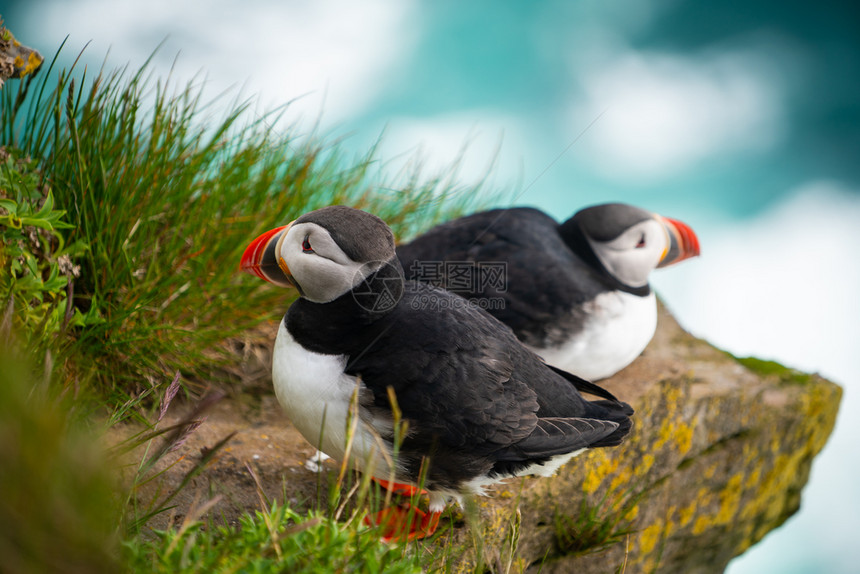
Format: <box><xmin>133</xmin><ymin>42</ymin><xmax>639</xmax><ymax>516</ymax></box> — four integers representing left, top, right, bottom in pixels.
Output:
<box><xmin>372</xmin><ymin>477</ymin><xmax>427</xmax><ymax>497</ymax></box>
<box><xmin>365</xmin><ymin>504</ymin><xmax>442</xmax><ymax>542</ymax></box>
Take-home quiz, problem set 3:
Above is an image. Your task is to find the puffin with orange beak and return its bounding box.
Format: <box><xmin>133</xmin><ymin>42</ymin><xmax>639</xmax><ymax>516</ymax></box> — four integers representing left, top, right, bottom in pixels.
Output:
<box><xmin>397</xmin><ymin>203</ymin><xmax>701</xmax><ymax>380</ymax></box>
<box><xmin>241</xmin><ymin>205</ymin><xmax>633</xmax><ymax>542</ymax></box>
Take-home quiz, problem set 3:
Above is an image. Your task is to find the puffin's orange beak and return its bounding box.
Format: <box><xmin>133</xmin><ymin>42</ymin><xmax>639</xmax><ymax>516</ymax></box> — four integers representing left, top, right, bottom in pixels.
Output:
<box><xmin>240</xmin><ymin>222</ymin><xmax>295</xmax><ymax>288</ymax></box>
<box><xmin>658</xmin><ymin>216</ymin><xmax>700</xmax><ymax>268</ymax></box>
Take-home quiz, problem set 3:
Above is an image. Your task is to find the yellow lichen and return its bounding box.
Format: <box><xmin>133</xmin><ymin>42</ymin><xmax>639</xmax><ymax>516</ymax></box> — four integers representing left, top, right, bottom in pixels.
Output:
<box><xmin>675</xmin><ymin>421</ymin><xmax>694</xmax><ymax>455</ymax></box>
<box><xmin>581</xmin><ymin>472</ymin><xmax>600</xmax><ymax>495</ymax></box>
<box><xmin>692</xmin><ymin>515</ymin><xmax>711</xmax><ymax>535</ymax></box>
<box><xmin>704</xmin><ymin>464</ymin><xmax>718</xmax><ymax>480</ymax></box>
<box><xmin>745</xmin><ymin>467</ymin><xmax>761</xmax><ymax>492</ymax></box>
<box><xmin>715</xmin><ymin>474</ymin><xmax>743</xmax><ymax>525</ymax></box>
<box><xmin>23</xmin><ymin>51</ymin><xmax>43</xmax><ymax>76</ymax></box>
<box><xmin>665</xmin><ymin>516</ymin><xmax>677</xmax><ymax>539</ymax></box>
<box><xmin>581</xmin><ymin>450</ymin><xmax>620</xmax><ymax>495</ymax></box>
<box><xmin>638</xmin><ymin>453</ymin><xmax>655</xmax><ymax>475</ymax></box>
<box><xmin>679</xmin><ymin>500</ymin><xmax>697</xmax><ymax>527</ymax></box>
<box><xmin>663</xmin><ymin>505</ymin><xmax>679</xmax><ymax>539</ymax></box>
<box><xmin>625</xmin><ymin>503</ymin><xmax>640</xmax><ymax>521</ymax></box>
<box><xmin>638</xmin><ymin>518</ymin><xmax>664</xmax><ymax>555</ymax></box>
<box><xmin>695</xmin><ymin>487</ymin><xmax>713</xmax><ymax>507</ymax></box>
<box><xmin>649</xmin><ymin>381</ymin><xmax>696</xmax><ymax>458</ymax></box>
<box><xmin>609</xmin><ymin>465</ymin><xmax>632</xmax><ymax>492</ymax></box>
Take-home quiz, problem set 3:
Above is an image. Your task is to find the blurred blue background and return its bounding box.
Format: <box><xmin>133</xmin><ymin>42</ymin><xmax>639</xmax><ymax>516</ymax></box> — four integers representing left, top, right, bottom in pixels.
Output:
<box><xmin>3</xmin><ymin>1</ymin><xmax>858</xmax><ymax>571</ymax></box>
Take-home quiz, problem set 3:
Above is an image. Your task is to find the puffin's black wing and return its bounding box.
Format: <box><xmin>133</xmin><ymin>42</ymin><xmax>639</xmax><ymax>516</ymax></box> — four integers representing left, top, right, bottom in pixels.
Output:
<box><xmin>342</xmin><ymin>283</ymin><xmax>632</xmax><ymax>487</ymax></box>
<box><xmin>350</xmin><ymin>286</ymin><xmax>541</xmax><ymax>455</ymax></box>
<box><xmin>493</xmin><ymin>417</ymin><xmax>620</xmax><ymax>462</ymax></box>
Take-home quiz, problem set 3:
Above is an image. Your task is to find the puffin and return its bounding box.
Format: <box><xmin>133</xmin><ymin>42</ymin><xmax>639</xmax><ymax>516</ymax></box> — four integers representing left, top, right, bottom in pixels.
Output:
<box><xmin>396</xmin><ymin>203</ymin><xmax>700</xmax><ymax>380</ymax></box>
<box><xmin>241</xmin><ymin>205</ymin><xmax>634</xmax><ymax>541</ymax></box>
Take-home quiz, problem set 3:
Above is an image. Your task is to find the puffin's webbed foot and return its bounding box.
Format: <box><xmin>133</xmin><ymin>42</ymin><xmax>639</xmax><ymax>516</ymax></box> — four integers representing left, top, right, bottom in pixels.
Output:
<box><xmin>365</xmin><ymin>504</ymin><xmax>441</xmax><ymax>542</ymax></box>
<box><xmin>364</xmin><ymin>477</ymin><xmax>441</xmax><ymax>541</ymax></box>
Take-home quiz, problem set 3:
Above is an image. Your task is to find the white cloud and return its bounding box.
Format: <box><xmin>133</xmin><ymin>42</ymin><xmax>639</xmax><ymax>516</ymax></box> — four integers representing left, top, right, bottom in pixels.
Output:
<box><xmin>571</xmin><ymin>48</ymin><xmax>785</xmax><ymax>182</ymax></box>
<box><xmin>654</xmin><ymin>181</ymin><xmax>860</xmax><ymax>378</ymax></box>
<box><xmin>374</xmin><ymin>111</ymin><xmax>530</xmax><ymax>189</ymax></box>
<box><xmin>29</xmin><ymin>0</ymin><xmax>418</xmax><ymax>126</ymax></box>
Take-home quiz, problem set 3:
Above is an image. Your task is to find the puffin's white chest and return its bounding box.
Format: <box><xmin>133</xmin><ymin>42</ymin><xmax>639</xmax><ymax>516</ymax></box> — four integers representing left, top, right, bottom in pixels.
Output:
<box><xmin>271</xmin><ymin>322</ymin><xmax>389</xmax><ymax>474</ymax></box>
<box><xmin>529</xmin><ymin>291</ymin><xmax>657</xmax><ymax>380</ymax></box>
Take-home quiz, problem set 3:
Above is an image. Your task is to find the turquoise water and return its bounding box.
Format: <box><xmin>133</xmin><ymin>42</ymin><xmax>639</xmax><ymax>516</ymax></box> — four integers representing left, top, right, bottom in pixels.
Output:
<box><xmin>4</xmin><ymin>1</ymin><xmax>859</xmax><ymax>571</ymax></box>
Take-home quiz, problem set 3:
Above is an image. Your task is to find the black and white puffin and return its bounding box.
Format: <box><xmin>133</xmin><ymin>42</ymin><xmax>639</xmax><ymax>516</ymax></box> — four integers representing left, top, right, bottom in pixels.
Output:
<box><xmin>396</xmin><ymin>203</ymin><xmax>700</xmax><ymax>380</ymax></box>
<box><xmin>241</xmin><ymin>205</ymin><xmax>633</xmax><ymax>541</ymax></box>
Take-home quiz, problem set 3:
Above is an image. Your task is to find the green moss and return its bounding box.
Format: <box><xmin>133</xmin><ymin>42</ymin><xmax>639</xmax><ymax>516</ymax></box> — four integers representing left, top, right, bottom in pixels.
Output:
<box><xmin>735</xmin><ymin>356</ymin><xmax>813</xmax><ymax>386</ymax></box>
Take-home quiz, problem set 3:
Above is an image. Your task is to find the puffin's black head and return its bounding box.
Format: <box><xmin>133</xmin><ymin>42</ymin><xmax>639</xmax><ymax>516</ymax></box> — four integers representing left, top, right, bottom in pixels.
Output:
<box><xmin>241</xmin><ymin>205</ymin><xmax>402</xmax><ymax>305</ymax></box>
<box><xmin>559</xmin><ymin>203</ymin><xmax>700</xmax><ymax>290</ymax></box>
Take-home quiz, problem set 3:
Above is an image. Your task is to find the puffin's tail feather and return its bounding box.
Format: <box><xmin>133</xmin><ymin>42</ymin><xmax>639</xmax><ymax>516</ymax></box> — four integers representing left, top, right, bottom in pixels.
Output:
<box><xmin>580</xmin><ymin>399</ymin><xmax>634</xmax><ymax>447</ymax></box>
<box><xmin>589</xmin><ymin>413</ymin><xmax>633</xmax><ymax>447</ymax></box>
<box><xmin>543</xmin><ymin>365</ymin><xmax>635</xmax><ymax>446</ymax></box>
<box><xmin>546</xmin><ymin>364</ymin><xmax>623</xmax><ymax>404</ymax></box>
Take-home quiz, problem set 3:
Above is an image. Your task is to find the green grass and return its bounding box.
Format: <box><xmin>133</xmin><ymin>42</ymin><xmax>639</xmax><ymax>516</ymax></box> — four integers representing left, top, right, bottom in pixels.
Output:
<box><xmin>1</xmin><ymin>44</ymin><xmax>487</xmax><ymax>398</ymax></box>
<box><xmin>552</xmin><ymin>484</ymin><xmax>642</xmax><ymax>559</ymax></box>
<box><xmin>123</xmin><ymin>503</ymin><xmax>426</xmax><ymax>574</ymax></box>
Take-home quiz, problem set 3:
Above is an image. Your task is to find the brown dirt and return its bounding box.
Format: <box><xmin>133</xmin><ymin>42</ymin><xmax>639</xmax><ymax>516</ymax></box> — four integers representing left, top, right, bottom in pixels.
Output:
<box><xmin>127</xmin><ymin>394</ymin><xmax>344</xmax><ymax>531</ymax></box>
<box><xmin>117</xmin><ymin>320</ymin><xmax>346</xmax><ymax>532</ymax></box>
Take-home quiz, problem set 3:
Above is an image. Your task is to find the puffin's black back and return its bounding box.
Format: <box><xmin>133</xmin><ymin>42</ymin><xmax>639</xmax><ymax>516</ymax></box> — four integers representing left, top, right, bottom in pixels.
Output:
<box><xmin>397</xmin><ymin>207</ymin><xmax>616</xmax><ymax>347</ymax></box>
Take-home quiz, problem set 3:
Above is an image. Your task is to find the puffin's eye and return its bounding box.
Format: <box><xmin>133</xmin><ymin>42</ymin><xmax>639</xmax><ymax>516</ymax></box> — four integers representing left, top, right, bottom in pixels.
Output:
<box><xmin>635</xmin><ymin>235</ymin><xmax>646</xmax><ymax>248</ymax></box>
<box><xmin>302</xmin><ymin>236</ymin><xmax>313</xmax><ymax>253</ymax></box>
